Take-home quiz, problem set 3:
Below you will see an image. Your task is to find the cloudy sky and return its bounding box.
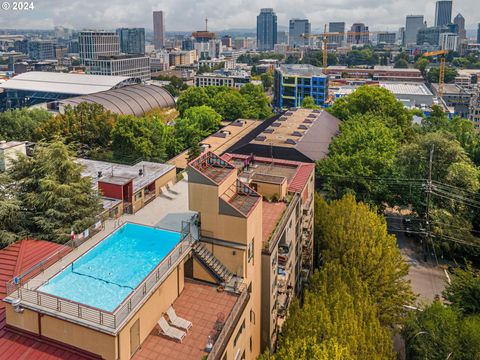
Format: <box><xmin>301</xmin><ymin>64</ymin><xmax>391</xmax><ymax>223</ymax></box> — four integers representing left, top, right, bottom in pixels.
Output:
<box><xmin>0</xmin><ymin>0</ymin><xmax>478</xmax><ymax>31</ymax></box>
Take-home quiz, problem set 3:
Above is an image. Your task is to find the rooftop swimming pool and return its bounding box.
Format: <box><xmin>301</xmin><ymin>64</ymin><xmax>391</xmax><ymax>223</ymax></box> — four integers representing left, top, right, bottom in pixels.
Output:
<box><xmin>38</xmin><ymin>223</ymin><xmax>182</xmax><ymax>312</ymax></box>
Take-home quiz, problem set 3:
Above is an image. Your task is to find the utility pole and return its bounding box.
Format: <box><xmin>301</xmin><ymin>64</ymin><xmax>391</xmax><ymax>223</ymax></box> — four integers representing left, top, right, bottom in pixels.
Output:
<box><xmin>424</xmin><ymin>145</ymin><xmax>434</xmax><ymax>262</ymax></box>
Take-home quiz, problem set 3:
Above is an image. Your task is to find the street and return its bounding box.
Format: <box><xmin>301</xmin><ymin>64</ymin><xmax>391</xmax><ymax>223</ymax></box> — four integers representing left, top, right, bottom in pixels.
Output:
<box><xmin>387</xmin><ymin>214</ymin><xmax>447</xmax><ymax>304</ymax></box>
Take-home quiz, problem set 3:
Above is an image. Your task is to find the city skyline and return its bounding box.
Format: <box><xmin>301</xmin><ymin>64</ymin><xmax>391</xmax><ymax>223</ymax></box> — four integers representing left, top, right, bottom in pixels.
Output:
<box><xmin>0</xmin><ymin>0</ymin><xmax>479</xmax><ymax>32</ymax></box>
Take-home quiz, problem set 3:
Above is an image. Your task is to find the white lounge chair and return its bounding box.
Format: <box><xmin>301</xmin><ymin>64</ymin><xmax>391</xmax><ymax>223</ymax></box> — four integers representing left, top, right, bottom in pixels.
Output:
<box><xmin>167</xmin><ymin>306</ymin><xmax>193</xmax><ymax>331</ymax></box>
<box><xmin>158</xmin><ymin>316</ymin><xmax>186</xmax><ymax>342</ymax></box>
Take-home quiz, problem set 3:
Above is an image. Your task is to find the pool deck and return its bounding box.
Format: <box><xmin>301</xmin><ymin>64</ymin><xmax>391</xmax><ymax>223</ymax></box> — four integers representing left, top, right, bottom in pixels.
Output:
<box><xmin>24</xmin><ymin>175</ymin><xmax>196</xmax><ymax>291</ymax></box>
<box><xmin>132</xmin><ymin>280</ymin><xmax>237</xmax><ymax>360</ymax></box>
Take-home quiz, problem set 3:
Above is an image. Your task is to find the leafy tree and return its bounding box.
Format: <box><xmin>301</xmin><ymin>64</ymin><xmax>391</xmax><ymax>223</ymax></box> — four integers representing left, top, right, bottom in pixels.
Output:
<box><xmin>239</xmin><ymin>83</ymin><xmax>273</xmax><ymax>119</ymax></box>
<box><xmin>415</xmin><ymin>57</ymin><xmax>429</xmax><ymax>77</ymax></box>
<box><xmin>0</xmin><ymin>173</ymin><xmax>23</xmax><ymax>247</ymax></box>
<box><xmin>260</xmin><ymin>71</ymin><xmax>273</xmax><ymax>90</ymax></box>
<box><xmin>315</xmin><ymin>195</ymin><xmax>414</xmax><ymax>325</ymax></box>
<box><xmin>266</xmin><ymin>338</ymin><xmax>353</xmax><ymax>360</ymax></box>
<box><xmin>187</xmin><ymin>141</ymin><xmax>202</xmax><ymax>163</ymax></box>
<box><xmin>176</xmin><ymin>87</ymin><xmax>210</xmax><ymax>115</ymax></box>
<box><xmin>211</xmin><ymin>90</ymin><xmax>247</xmax><ymax>121</ymax></box>
<box><xmin>394</xmin><ymin>59</ymin><xmax>409</xmax><ymax>68</ymax></box>
<box><xmin>328</xmin><ymin>85</ymin><xmax>413</xmax><ymax>136</ymax></box>
<box><xmin>0</xmin><ymin>108</ymin><xmax>52</xmax><ymax>142</ymax></box>
<box><xmin>111</xmin><ymin>115</ymin><xmax>167</xmax><ymax>162</ymax></box>
<box><xmin>443</xmin><ymin>263</ymin><xmax>480</xmax><ymax>314</ymax></box>
<box><xmin>182</xmin><ymin>105</ymin><xmax>221</xmax><ymax>135</ymax></box>
<box><xmin>403</xmin><ymin>301</ymin><xmax>480</xmax><ymax>360</ymax></box>
<box><xmin>427</xmin><ymin>66</ymin><xmax>458</xmax><ymax>84</ymax></box>
<box><xmin>317</xmin><ymin>114</ymin><xmax>399</xmax><ymax>203</ymax></box>
<box><xmin>9</xmin><ymin>141</ymin><xmax>101</xmax><ymax>242</ymax></box>
<box><xmin>301</xmin><ymin>96</ymin><xmax>319</xmax><ymax>109</ymax></box>
<box><xmin>38</xmin><ymin>103</ymin><xmax>116</xmax><ymax>151</ymax></box>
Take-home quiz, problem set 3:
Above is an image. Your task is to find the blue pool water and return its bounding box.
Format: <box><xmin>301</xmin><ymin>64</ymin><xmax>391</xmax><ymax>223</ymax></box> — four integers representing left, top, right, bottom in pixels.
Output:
<box><xmin>38</xmin><ymin>223</ymin><xmax>182</xmax><ymax>312</ymax></box>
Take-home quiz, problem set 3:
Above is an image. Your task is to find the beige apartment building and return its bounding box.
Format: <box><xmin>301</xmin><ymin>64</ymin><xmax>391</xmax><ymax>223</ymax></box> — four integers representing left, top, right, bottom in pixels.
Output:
<box><xmin>3</xmin><ymin>150</ymin><xmax>314</xmax><ymax>359</ymax></box>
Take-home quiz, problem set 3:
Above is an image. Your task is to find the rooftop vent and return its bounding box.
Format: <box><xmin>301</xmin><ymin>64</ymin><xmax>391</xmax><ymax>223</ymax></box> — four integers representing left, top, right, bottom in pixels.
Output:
<box><xmin>271</xmin><ymin>122</ymin><xmax>281</xmax><ymax>127</ymax></box>
<box><xmin>97</xmin><ymin>171</ymin><xmax>102</xmax><ymax>178</ymax></box>
<box><xmin>139</xmin><ymin>168</ymin><xmax>143</xmax><ymax>176</ymax></box>
<box><xmin>278</xmin><ymin>116</ymin><xmax>287</xmax><ymax>121</ymax></box>
<box><xmin>303</xmin><ymin>119</ymin><xmax>313</xmax><ymax>124</ymax></box>
<box><xmin>313</xmin><ymin>109</ymin><xmax>321</xmax><ymax>113</ymax></box>
<box><xmin>255</xmin><ymin>135</ymin><xmax>266</xmax><ymax>142</ymax></box>
<box><xmin>291</xmin><ymin>131</ymin><xmax>303</xmax><ymax>137</ymax></box>
<box><xmin>263</xmin><ymin>128</ymin><xmax>274</xmax><ymax>134</ymax></box>
<box><xmin>285</xmin><ymin>138</ymin><xmax>297</xmax><ymax>145</ymax></box>
<box><xmin>298</xmin><ymin>124</ymin><xmax>308</xmax><ymax>130</ymax></box>
<box><xmin>285</xmin><ymin>112</ymin><xmax>293</xmax><ymax>116</ymax></box>
<box><xmin>231</xmin><ymin>120</ymin><xmax>245</xmax><ymax>127</ymax></box>
<box><xmin>212</xmin><ymin>131</ymin><xmax>227</xmax><ymax>138</ymax></box>
<box><xmin>307</xmin><ymin>114</ymin><xmax>317</xmax><ymax>118</ymax></box>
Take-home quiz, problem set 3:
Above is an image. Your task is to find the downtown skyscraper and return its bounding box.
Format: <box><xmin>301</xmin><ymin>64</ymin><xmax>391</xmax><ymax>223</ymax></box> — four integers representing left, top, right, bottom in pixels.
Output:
<box><xmin>257</xmin><ymin>8</ymin><xmax>277</xmax><ymax>51</ymax></box>
<box><xmin>153</xmin><ymin>11</ymin><xmax>165</xmax><ymax>49</ymax></box>
<box><xmin>404</xmin><ymin>15</ymin><xmax>425</xmax><ymax>46</ymax></box>
<box><xmin>434</xmin><ymin>1</ymin><xmax>452</xmax><ymax>27</ymax></box>
<box><xmin>289</xmin><ymin>19</ymin><xmax>310</xmax><ymax>47</ymax></box>
<box><xmin>116</xmin><ymin>28</ymin><xmax>145</xmax><ymax>55</ymax></box>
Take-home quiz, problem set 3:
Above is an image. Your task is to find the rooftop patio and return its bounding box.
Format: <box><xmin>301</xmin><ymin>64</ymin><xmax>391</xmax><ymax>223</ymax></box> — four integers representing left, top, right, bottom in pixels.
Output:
<box><xmin>132</xmin><ymin>280</ymin><xmax>237</xmax><ymax>360</ymax></box>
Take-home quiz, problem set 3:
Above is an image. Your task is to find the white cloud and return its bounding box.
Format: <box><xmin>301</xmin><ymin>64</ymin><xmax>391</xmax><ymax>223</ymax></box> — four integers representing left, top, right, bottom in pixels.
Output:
<box><xmin>0</xmin><ymin>0</ymin><xmax>478</xmax><ymax>31</ymax></box>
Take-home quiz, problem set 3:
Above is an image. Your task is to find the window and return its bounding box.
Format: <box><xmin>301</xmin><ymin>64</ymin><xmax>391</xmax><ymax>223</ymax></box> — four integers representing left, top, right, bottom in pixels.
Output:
<box><xmin>134</xmin><ymin>191</ymin><xmax>142</xmax><ymax>201</ymax></box>
<box><xmin>250</xmin><ymin>309</ymin><xmax>256</xmax><ymax>325</ymax></box>
<box><xmin>247</xmin><ymin>238</ymin><xmax>254</xmax><ymax>263</ymax></box>
<box><xmin>234</xmin><ymin>319</ymin><xmax>246</xmax><ymax>347</ymax></box>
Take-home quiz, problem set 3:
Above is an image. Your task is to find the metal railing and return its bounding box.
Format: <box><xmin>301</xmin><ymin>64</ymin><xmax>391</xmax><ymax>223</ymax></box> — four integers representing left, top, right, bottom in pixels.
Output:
<box><xmin>263</xmin><ymin>194</ymin><xmax>301</xmax><ymax>253</ymax></box>
<box><xmin>207</xmin><ymin>283</ymin><xmax>250</xmax><ymax>360</ymax></box>
<box><xmin>6</xmin><ymin>232</ymin><xmax>194</xmax><ymax>332</ymax></box>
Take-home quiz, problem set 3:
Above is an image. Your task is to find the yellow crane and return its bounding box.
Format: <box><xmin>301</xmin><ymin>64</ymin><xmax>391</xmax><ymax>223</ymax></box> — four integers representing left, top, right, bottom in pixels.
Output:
<box><xmin>303</xmin><ymin>25</ymin><xmax>378</xmax><ymax>72</ymax></box>
<box><xmin>422</xmin><ymin>50</ymin><xmax>448</xmax><ymax>97</ymax></box>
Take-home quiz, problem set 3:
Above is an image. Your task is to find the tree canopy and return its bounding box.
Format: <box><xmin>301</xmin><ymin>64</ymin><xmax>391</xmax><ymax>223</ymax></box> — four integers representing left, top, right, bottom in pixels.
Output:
<box><xmin>8</xmin><ymin>141</ymin><xmax>102</xmax><ymax>242</ymax></box>
<box><xmin>0</xmin><ymin>108</ymin><xmax>52</xmax><ymax>142</ymax></box>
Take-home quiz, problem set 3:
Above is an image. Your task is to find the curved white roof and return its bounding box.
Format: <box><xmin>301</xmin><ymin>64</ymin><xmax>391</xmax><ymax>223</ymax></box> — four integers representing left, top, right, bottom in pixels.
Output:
<box><xmin>0</xmin><ymin>72</ymin><xmax>139</xmax><ymax>95</ymax></box>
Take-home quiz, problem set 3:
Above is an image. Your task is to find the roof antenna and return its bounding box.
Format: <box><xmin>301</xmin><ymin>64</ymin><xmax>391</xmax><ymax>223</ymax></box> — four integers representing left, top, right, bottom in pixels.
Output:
<box><xmin>205</xmin><ymin>17</ymin><xmax>208</xmax><ymax>31</ymax></box>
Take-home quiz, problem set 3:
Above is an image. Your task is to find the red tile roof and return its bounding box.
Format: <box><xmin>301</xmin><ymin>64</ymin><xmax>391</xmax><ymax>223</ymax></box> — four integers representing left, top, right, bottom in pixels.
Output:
<box><xmin>262</xmin><ymin>201</ymin><xmax>287</xmax><ymax>242</ymax></box>
<box><xmin>222</xmin><ymin>153</ymin><xmax>315</xmax><ymax>193</ymax></box>
<box><xmin>0</xmin><ymin>239</ymin><xmax>97</xmax><ymax>359</ymax></box>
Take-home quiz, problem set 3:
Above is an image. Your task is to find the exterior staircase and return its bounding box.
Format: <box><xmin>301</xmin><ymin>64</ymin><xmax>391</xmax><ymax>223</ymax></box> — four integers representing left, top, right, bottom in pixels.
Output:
<box><xmin>192</xmin><ymin>242</ymin><xmax>234</xmax><ymax>284</ymax></box>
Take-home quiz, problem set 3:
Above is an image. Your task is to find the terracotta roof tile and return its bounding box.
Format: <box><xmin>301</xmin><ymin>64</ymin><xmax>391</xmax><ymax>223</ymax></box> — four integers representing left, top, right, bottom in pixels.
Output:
<box><xmin>0</xmin><ymin>239</ymin><xmax>96</xmax><ymax>359</ymax></box>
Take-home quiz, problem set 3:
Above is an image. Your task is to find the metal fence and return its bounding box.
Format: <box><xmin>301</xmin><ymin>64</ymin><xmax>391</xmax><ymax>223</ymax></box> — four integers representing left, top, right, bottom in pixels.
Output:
<box><xmin>6</xmin><ymin>232</ymin><xmax>193</xmax><ymax>331</ymax></box>
<box><xmin>207</xmin><ymin>283</ymin><xmax>250</xmax><ymax>360</ymax></box>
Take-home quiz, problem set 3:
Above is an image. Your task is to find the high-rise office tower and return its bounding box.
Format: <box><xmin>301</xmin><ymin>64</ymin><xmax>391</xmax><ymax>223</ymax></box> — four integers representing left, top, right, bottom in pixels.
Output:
<box><xmin>347</xmin><ymin>23</ymin><xmax>369</xmax><ymax>44</ymax></box>
<box><xmin>453</xmin><ymin>13</ymin><xmax>466</xmax><ymax>41</ymax></box>
<box><xmin>78</xmin><ymin>30</ymin><xmax>120</xmax><ymax>63</ymax></box>
<box><xmin>404</xmin><ymin>15</ymin><xmax>426</xmax><ymax>46</ymax></box>
<box><xmin>328</xmin><ymin>22</ymin><xmax>345</xmax><ymax>45</ymax></box>
<box><xmin>435</xmin><ymin>1</ymin><xmax>452</xmax><ymax>27</ymax></box>
<box><xmin>116</xmin><ymin>28</ymin><xmax>145</xmax><ymax>55</ymax></box>
<box><xmin>153</xmin><ymin>11</ymin><xmax>165</xmax><ymax>49</ymax></box>
<box><xmin>478</xmin><ymin>23</ymin><xmax>480</xmax><ymax>44</ymax></box>
<box><xmin>288</xmin><ymin>19</ymin><xmax>310</xmax><ymax>47</ymax></box>
<box><xmin>256</xmin><ymin>8</ymin><xmax>277</xmax><ymax>51</ymax></box>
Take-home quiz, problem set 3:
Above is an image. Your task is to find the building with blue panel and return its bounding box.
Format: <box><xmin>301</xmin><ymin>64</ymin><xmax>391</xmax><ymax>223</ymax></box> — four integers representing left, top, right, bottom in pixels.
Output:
<box><xmin>274</xmin><ymin>64</ymin><xmax>328</xmax><ymax>109</ymax></box>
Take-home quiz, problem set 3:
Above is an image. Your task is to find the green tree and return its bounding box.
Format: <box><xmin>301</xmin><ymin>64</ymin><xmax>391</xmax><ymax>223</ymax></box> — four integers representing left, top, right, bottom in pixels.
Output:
<box><xmin>38</xmin><ymin>103</ymin><xmax>116</xmax><ymax>151</ymax></box>
<box><xmin>0</xmin><ymin>173</ymin><xmax>23</xmax><ymax>247</ymax></box>
<box><xmin>317</xmin><ymin>114</ymin><xmax>399</xmax><ymax>203</ymax></box>
<box><xmin>260</xmin><ymin>71</ymin><xmax>274</xmax><ymax>90</ymax></box>
<box><xmin>239</xmin><ymin>83</ymin><xmax>273</xmax><ymax>119</ymax></box>
<box><xmin>176</xmin><ymin>87</ymin><xmax>210</xmax><ymax>115</ymax></box>
<box><xmin>415</xmin><ymin>58</ymin><xmax>430</xmax><ymax>77</ymax></box>
<box><xmin>427</xmin><ymin>66</ymin><xmax>459</xmax><ymax>84</ymax></box>
<box><xmin>9</xmin><ymin>141</ymin><xmax>101</xmax><ymax>242</ymax></box>
<box><xmin>111</xmin><ymin>115</ymin><xmax>167</xmax><ymax>162</ymax></box>
<box><xmin>187</xmin><ymin>141</ymin><xmax>202</xmax><ymax>163</ymax></box>
<box><xmin>443</xmin><ymin>263</ymin><xmax>480</xmax><ymax>314</ymax></box>
<box><xmin>183</xmin><ymin>105</ymin><xmax>221</xmax><ymax>135</ymax></box>
<box><xmin>0</xmin><ymin>108</ymin><xmax>52</xmax><ymax>142</ymax></box>
<box><xmin>394</xmin><ymin>58</ymin><xmax>409</xmax><ymax>68</ymax></box>
<box><xmin>403</xmin><ymin>301</ymin><xmax>480</xmax><ymax>360</ymax></box>
<box><xmin>211</xmin><ymin>90</ymin><xmax>247</xmax><ymax>121</ymax></box>
<box><xmin>315</xmin><ymin>195</ymin><xmax>414</xmax><ymax>325</ymax></box>
<box><xmin>301</xmin><ymin>96</ymin><xmax>319</xmax><ymax>109</ymax></box>
<box><xmin>328</xmin><ymin>85</ymin><xmax>413</xmax><ymax>136</ymax></box>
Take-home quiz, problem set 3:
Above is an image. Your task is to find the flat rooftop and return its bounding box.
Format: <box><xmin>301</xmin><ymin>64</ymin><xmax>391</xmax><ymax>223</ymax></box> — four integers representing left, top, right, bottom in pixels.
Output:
<box><xmin>278</xmin><ymin>64</ymin><xmax>325</xmax><ymax>77</ymax></box>
<box><xmin>132</xmin><ymin>280</ymin><xmax>237</xmax><ymax>360</ymax></box>
<box><xmin>77</xmin><ymin>158</ymin><xmax>175</xmax><ymax>192</ymax></box>
<box><xmin>168</xmin><ymin>119</ymin><xmax>262</xmax><ymax>170</ymax></box>
<box><xmin>380</xmin><ymin>82</ymin><xmax>433</xmax><ymax>96</ymax></box>
<box><xmin>0</xmin><ymin>141</ymin><xmax>25</xmax><ymax>150</ymax></box>
<box><xmin>0</xmin><ymin>71</ymin><xmax>136</xmax><ymax>95</ymax></box>
<box><xmin>262</xmin><ymin>201</ymin><xmax>287</xmax><ymax>242</ymax></box>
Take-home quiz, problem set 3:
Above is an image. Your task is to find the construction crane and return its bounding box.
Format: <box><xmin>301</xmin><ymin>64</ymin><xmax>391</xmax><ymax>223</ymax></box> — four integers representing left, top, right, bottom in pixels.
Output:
<box><xmin>303</xmin><ymin>25</ymin><xmax>378</xmax><ymax>72</ymax></box>
<box><xmin>422</xmin><ymin>50</ymin><xmax>448</xmax><ymax>97</ymax></box>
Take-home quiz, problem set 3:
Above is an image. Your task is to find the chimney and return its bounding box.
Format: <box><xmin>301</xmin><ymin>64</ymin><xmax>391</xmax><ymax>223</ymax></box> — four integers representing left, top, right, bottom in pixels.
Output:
<box><xmin>97</xmin><ymin>171</ymin><xmax>102</xmax><ymax>178</ymax></box>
